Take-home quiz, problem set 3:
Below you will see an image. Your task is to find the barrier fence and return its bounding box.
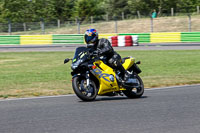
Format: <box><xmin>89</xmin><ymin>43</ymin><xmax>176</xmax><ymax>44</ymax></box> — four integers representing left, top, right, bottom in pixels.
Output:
<box><xmin>1</xmin><ymin>14</ymin><xmax>200</xmax><ymax>35</ymax></box>
<box><xmin>1</xmin><ymin>32</ymin><xmax>200</xmax><ymax>45</ymax></box>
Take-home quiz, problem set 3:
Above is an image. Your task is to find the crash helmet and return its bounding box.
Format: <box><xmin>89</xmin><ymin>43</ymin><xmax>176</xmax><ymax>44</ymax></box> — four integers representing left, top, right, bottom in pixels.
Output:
<box><xmin>84</xmin><ymin>29</ymin><xmax>98</xmax><ymax>48</ymax></box>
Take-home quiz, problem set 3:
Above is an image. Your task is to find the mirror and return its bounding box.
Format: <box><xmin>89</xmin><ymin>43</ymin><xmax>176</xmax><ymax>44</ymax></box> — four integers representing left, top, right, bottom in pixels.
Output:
<box><xmin>64</xmin><ymin>58</ymin><xmax>70</xmax><ymax>64</ymax></box>
<box><xmin>136</xmin><ymin>61</ymin><xmax>141</xmax><ymax>64</ymax></box>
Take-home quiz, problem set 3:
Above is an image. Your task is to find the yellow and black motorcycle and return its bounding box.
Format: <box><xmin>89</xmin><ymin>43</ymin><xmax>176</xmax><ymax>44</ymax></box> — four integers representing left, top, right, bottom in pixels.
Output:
<box><xmin>64</xmin><ymin>47</ymin><xmax>144</xmax><ymax>101</ymax></box>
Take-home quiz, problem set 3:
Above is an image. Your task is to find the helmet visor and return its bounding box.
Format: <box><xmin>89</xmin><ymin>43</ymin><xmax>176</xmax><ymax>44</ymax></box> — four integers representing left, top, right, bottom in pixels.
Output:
<box><xmin>85</xmin><ymin>35</ymin><xmax>96</xmax><ymax>44</ymax></box>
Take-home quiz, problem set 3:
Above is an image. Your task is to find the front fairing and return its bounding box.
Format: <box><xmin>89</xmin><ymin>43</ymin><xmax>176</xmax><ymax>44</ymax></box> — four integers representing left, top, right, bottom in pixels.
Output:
<box><xmin>90</xmin><ymin>60</ymin><xmax>124</xmax><ymax>95</ymax></box>
<box><xmin>71</xmin><ymin>47</ymin><xmax>90</xmax><ymax>70</ymax></box>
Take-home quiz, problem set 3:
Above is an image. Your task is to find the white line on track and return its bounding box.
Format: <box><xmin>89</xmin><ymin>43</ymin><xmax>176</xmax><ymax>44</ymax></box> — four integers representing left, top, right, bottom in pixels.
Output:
<box><xmin>146</xmin><ymin>84</ymin><xmax>200</xmax><ymax>91</ymax></box>
<box><xmin>0</xmin><ymin>84</ymin><xmax>200</xmax><ymax>102</ymax></box>
<box><xmin>0</xmin><ymin>94</ymin><xmax>75</xmax><ymax>102</ymax></box>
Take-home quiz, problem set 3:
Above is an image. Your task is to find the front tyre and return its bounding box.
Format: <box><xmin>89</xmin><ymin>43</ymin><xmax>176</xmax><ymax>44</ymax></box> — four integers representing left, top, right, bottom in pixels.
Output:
<box><xmin>122</xmin><ymin>74</ymin><xmax>144</xmax><ymax>98</ymax></box>
<box><xmin>72</xmin><ymin>76</ymin><xmax>97</xmax><ymax>101</ymax></box>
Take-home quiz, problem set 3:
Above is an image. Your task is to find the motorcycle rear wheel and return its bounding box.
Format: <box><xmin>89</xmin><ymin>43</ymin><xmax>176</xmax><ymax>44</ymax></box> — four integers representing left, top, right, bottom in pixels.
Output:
<box><xmin>72</xmin><ymin>76</ymin><xmax>97</xmax><ymax>101</ymax></box>
<box><xmin>122</xmin><ymin>74</ymin><xmax>144</xmax><ymax>98</ymax></box>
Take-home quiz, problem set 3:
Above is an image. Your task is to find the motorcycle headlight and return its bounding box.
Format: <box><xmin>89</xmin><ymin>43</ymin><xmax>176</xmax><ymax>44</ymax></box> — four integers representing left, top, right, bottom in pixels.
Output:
<box><xmin>71</xmin><ymin>64</ymin><xmax>78</xmax><ymax>70</ymax></box>
<box><xmin>71</xmin><ymin>59</ymin><xmax>81</xmax><ymax>70</ymax></box>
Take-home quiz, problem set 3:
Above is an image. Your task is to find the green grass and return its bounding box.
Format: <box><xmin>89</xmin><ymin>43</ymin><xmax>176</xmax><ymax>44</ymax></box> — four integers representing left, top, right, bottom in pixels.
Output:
<box><xmin>0</xmin><ymin>50</ymin><xmax>200</xmax><ymax>98</ymax></box>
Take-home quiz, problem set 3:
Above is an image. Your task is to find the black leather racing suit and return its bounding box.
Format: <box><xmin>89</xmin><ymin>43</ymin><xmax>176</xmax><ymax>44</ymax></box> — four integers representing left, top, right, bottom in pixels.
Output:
<box><xmin>92</xmin><ymin>38</ymin><xmax>126</xmax><ymax>79</ymax></box>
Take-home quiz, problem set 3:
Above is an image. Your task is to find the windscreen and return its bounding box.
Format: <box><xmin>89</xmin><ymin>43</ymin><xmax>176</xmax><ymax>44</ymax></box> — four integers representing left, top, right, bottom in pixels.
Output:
<box><xmin>73</xmin><ymin>47</ymin><xmax>88</xmax><ymax>60</ymax></box>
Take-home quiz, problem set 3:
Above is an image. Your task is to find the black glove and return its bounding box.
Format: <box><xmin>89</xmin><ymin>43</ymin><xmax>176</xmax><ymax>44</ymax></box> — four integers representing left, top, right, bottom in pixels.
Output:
<box><xmin>93</xmin><ymin>50</ymin><xmax>99</xmax><ymax>55</ymax></box>
<box><xmin>88</xmin><ymin>51</ymin><xmax>97</xmax><ymax>58</ymax></box>
<box><xmin>92</xmin><ymin>49</ymin><xmax>101</xmax><ymax>56</ymax></box>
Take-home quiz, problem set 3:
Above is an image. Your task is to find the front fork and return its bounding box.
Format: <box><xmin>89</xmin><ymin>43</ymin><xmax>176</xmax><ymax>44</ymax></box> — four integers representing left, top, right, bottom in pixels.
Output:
<box><xmin>86</xmin><ymin>71</ymin><xmax>90</xmax><ymax>87</ymax></box>
<box><xmin>72</xmin><ymin>71</ymin><xmax>90</xmax><ymax>86</ymax></box>
<box><xmin>85</xmin><ymin>71</ymin><xmax>94</xmax><ymax>93</ymax></box>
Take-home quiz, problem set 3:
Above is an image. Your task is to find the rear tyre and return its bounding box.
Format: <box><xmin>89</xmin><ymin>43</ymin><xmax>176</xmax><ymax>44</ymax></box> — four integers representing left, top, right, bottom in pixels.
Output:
<box><xmin>72</xmin><ymin>76</ymin><xmax>97</xmax><ymax>101</ymax></box>
<box><xmin>122</xmin><ymin>74</ymin><xmax>144</xmax><ymax>98</ymax></box>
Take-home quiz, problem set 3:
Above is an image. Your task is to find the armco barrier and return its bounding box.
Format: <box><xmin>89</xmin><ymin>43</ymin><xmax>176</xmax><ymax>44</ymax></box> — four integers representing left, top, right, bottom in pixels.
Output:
<box><xmin>1</xmin><ymin>32</ymin><xmax>200</xmax><ymax>45</ymax></box>
<box><xmin>53</xmin><ymin>34</ymin><xmax>84</xmax><ymax>44</ymax></box>
<box><xmin>20</xmin><ymin>35</ymin><xmax>52</xmax><ymax>45</ymax></box>
<box><xmin>0</xmin><ymin>35</ymin><xmax>20</xmax><ymax>45</ymax></box>
<box><xmin>181</xmin><ymin>32</ymin><xmax>200</xmax><ymax>42</ymax></box>
<box><xmin>99</xmin><ymin>34</ymin><xmax>117</xmax><ymax>39</ymax></box>
<box><xmin>150</xmin><ymin>32</ymin><xmax>181</xmax><ymax>43</ymax></box>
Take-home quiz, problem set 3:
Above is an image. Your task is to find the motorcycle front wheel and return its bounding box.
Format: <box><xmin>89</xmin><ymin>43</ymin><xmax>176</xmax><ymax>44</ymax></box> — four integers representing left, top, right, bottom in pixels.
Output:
<box><xmin>72</xmin><ymin>76</ymin><xmax>97</xmax><ymax>101</ymax></box>
<box><xmin>122</xmin><ymin>74</ymin><xmax>144</xmax><ymax>98</ymax></box>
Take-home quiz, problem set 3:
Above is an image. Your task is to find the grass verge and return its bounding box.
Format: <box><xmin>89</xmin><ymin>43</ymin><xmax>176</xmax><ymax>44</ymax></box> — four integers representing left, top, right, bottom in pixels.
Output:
<box><xmin>0</xmin><ymin>50</ymin><xmax>200</xmax><ymax>98</ymax></box>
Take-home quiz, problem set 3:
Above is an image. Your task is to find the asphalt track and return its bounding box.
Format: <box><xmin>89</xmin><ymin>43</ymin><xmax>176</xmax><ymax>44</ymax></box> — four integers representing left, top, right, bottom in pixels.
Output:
<box><xmin>1</xmin><ymin>42</ymin><xmax>200</xmax><ymax>52</ymax></box>
<box><xmin>1</xmin><ymin>43</ymin><xmax>200</xmax><ymax>133</ymax></box>
<box><xmin>0</xmin><ymin>84</ymin><xmax>200</xmax><ymax>133</ymax></box>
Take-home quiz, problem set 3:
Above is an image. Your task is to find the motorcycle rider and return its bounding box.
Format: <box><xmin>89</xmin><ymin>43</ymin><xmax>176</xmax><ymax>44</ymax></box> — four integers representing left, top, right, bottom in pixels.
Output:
<box><xmin>84</xmin><ymin>29</ymin><xmax>130</xmax><ymax>83</ymax></box>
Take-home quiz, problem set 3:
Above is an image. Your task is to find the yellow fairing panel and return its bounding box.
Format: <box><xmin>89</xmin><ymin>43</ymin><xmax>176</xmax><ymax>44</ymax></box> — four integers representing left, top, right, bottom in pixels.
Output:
<box><xmin>92</xmin><ymin>60</ymin><xmax>120</xmax><ymax>95</ymax></box>
<box><xmin>122</xmin><ymin>57</ymin><xmax>135</xmax><ymax>70</ymax></box>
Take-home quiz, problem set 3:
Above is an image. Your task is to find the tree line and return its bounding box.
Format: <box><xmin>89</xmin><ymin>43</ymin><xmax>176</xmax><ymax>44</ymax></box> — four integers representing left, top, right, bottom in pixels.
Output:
<box><xmin>0</xmin><ymin>0</ymin><xmax>200</xmax><ymax>23</ymax></box>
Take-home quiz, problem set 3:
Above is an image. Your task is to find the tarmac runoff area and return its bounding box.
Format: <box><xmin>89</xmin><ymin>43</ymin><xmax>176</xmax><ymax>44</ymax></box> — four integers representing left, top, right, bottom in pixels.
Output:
<box><xmin>1</xmin><ymin>42</ymin><xmax>200</xmax><ymax>52</ymax></box>
<box><xmin>0</xmin><ymin>84</ymin><xmax>200</xmax><ymax>133</ymax></box>
<box><xmin>1</xmin><ymin>43</ymin><xmax>200</xmax><ymax>133</ymax></box>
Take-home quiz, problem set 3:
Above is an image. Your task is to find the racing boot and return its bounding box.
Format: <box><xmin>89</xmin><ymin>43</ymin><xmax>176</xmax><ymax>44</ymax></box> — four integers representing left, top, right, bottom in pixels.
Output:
<box><xmin>116</xmin><ymin>63</ymin><xmax>131</xmax><ymax>83</ymax></box>
<box><xmin>115</xmin><ymin>60</ymin><xmax>138</xmax><ymax>85</ymax></box>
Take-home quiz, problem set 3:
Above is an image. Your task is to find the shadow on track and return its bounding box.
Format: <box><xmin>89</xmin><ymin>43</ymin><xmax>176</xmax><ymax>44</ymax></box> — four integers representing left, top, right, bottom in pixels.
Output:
<box><xmin>78</xmin><ymin>96</ymin><xmax>148</xmax><ymax>102</ymax></box>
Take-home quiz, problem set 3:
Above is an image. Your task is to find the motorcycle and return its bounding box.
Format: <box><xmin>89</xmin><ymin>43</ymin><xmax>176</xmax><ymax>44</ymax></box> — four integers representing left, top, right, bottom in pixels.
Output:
<box><xmin>64</xmin><ymin>46</ymin><xmax>144</xmax><ymax>101</ymax></box>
